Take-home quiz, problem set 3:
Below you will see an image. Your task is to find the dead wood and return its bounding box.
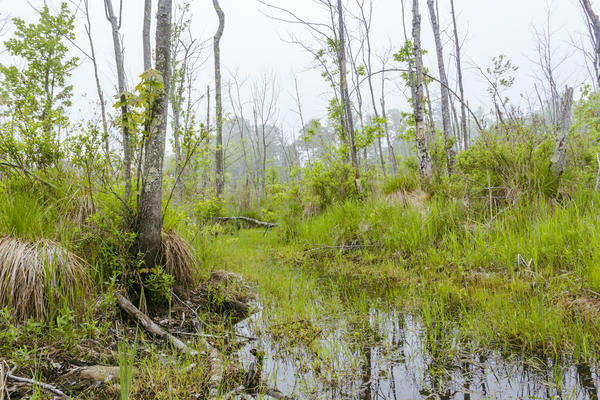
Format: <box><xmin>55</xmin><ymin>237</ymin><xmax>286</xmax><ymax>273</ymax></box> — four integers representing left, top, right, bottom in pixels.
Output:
<box><xmin>116</xmin><ymin>293</ymin><xmax>224</xmax><ymax>397</ymax></box>
<box><xmin>218</xmin><ymin>216</ymin><xmax>277</xmax><ymax>229</ymax></box>
<box><xmin>6</xmin><ymin>372</ymin><xmax>71</xmax><ymax>399</ymax></box>
<box><xmin>301</xmin><ymin>244</ymin><xmax>376</xmax><ymax>254</ymax></box>
<box><xmin>116</xmin><ymin>293</ymin><xmax>198</xmax><ymax>356</ymax></box>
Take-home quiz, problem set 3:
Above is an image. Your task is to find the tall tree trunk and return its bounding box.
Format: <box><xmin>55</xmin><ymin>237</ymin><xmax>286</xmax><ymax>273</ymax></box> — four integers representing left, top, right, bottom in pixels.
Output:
<box><xmin>143</xmin><ymin>0</ymin><xmax>152</xmax><ymax>71</ymax></box>
<box><xmin>84</xmin><ymin>0</ymin><xmax>110</xmax><ymax>167</ymax></box>
<box><xmin>450</xmin><ymin>0</ymin><xmax>468</xmax><ymax>150</ymax></box>
<box><xmin>550</xmin><ymin>87</ymin><xmax>574</xmax><ymax>181</ymax></box>
<box><xmin>213</xmin><ymin>0</ymin><xmax>225</xmax><ymax>197</ymax></box>
<box><xmin>337</xmin><ymin>0</ymin><xmax>361</xmax><ymax>189</ymax></box>
<box><xmin>427</xmin><ymin>0</ymin><xmax>454</xmax><ymax>174</ymax></box>
<box><xmin>105</xmin><ymin>0</ymin><xmax>132</xmax><ymax>213</ymax></box>
<box><xmin>138</xmin><ymin>0</ymin><xmax>173</xmax><ymax>268</ymax></box>
<box><xmin>412</xmin><ymin>0</ymin><xmax>433</xmax><ymax>182</ymax></box>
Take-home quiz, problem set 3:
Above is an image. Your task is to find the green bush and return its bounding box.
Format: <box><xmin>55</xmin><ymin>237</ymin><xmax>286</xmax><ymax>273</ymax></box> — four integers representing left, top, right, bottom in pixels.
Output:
<box><xmin>456</xmin><ymin>121</ymin><xmax>554</xmax><ymax>202</ymax></box>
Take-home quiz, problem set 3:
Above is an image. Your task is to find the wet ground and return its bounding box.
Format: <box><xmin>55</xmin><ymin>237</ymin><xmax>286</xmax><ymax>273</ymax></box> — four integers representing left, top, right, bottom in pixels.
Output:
<box><xmin>235</xmin><ymin>308</ymin><xmax>600</xmax><ymax>400</ymax></box>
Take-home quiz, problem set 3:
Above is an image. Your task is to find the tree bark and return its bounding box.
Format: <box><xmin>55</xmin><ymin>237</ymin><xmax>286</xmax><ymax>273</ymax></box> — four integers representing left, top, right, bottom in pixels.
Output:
<box><xmin>143</xmin><ymin>0</ymin><xmax>152</xmax><ymax>71</ymax></box>
<box><xmin>337</xmin><ymin>0</ymin><xmax>361</xmax><ymax>189</ymax></box>
<box><xmin>427</xmin><ymin>0</ymin><xmax>454</xmax><ymax>174</ymax></box>
<box><xmin>213</xmin><ymin>0</ymin><xmax>225</xmax><ymax>197</ymax></box>
<box><xmin>550</xmin><ymin>86</ymin><xmax>574</xmax><ymax>180</ymax></box>
<box><xmin>412</xmin><ymin>0</ymin><xmax>433</xmax><ymax>182</ymax></box>
<box><xmin>138</xmin><ymin>0</ymin><xmax>172</xmax><ymax>268</ymax></box>
<box><xmin>580</xmin><ymin>0</ymin><xmax>600</xmax><ymax>87</ymax></box>
<box><xmin>450</xmin><ymin>0</ymin><xmax>468</xmax><ymax>150</ymax></box>
<box><xmin>105</xmin><ymin>0</ymin><xmax>132</xmax><ymax>213</ymax></box>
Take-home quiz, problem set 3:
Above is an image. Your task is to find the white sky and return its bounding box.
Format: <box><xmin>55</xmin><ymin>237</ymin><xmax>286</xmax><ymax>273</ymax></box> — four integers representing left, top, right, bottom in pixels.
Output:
<box><xmin>0</xmin><ymin>0</ymin><xmax>596</xmax><ymax>138</ymax></box>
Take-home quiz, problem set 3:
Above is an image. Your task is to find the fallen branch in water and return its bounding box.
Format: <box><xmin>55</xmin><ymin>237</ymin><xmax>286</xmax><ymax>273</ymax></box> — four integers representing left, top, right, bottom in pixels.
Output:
<box><xmin>218</xmin><ymin>216</ymin><xmax>277</xmax><ymax>229</ymax></box>
<box><xmin>115</xmin><ymin>293</ymin><xmax>224</xmax><ymax>397</ymax></box>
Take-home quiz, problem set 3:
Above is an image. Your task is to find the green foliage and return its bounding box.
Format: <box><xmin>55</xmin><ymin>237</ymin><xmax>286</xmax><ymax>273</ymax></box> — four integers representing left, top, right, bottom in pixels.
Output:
<box><xmin>382</xmin><ymin>170</ymin><xmax>419</xmax><ymax>195</ymax></box>
<box><xmin>194</xmin><ymin>196</ymin><xmax>225</xmax><ymax>223</ymax></box>
<box><xmin>456</xmin><ymin>121</ymin><xmax>555</xmax><ymax>201</ymax></box>
<box><xmin>0</xmin><ymin>2</ymin><xmax>77</xmax><ymax>169</ymax></box>
<box><xmin>568</xmin><ymin>88</ymin><xmax>600</xmax><ymax>187</ymax></box>
<box><xmin>141</xmin><ymin>265</ymin><xmax>174</xmax><ymax>304</ymax></box>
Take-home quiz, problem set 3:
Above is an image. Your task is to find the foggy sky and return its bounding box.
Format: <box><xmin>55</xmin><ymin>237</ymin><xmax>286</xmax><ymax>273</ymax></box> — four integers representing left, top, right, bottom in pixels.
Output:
<box><xmin>0</xmin><ymin>0</ymin><xmax>595</xmax><ymax>138</ymax></box>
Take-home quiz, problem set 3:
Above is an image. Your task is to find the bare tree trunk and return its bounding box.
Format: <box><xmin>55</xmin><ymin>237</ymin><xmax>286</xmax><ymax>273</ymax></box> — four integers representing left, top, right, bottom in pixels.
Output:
<box><xmin>143</xmin><ymin>0</ymin><xmax>152</xmax><ymax>71</ymax></box>
<box><xmin>337</xmin><ymin>0</ymin><xmax>361</xmax><ymax>189</ymax></box>
<box><xmin>550</xmin><ymin>87</ymin><xmax>574</xmax><ymax>181</ymax></box>
<box><xmin>105</xmin><ymin>0</ymin><xmax>132</xmax><ymax>212</ymax></box>
<box><xmin>450</xmin><ymin>0</ymin><xmax>468</xmax><ymax>150</ymax></box>
<box><xmin>381</xmin><ymin>96</ymin><xmax>397</xmax><ymax>176</ymax></box>
<box><xmin>357</xmin><ymin>0</ymin><xmax>386</xmax><ymax>176</ymax></box>
<box><xmin>213</xmin><ymin>0</ymin><xmax>225</xmax><ymax>197</ymax></box>
<box><xmin>138</xmin><ymin>0</ymin><xmax>173</xmax><ymax>268</ymax></box>
<box><xmin>412</xmin><ymin>0</ymin><xmax>433</xmax><ymax>182</ymax></box>
<box><xmin>84</xmin><ymin>0</ymin><xmax>110</xmax><ymax>167</ymax></box>
<box><xmin>427</xmin><ymin>0</ymin><xmax>454</xmax><ymax>174</ymax></box>
<box><xmin>580</xmin><ymin>0</ymin><xmax>600</xmax><ymax>87</ymax></box>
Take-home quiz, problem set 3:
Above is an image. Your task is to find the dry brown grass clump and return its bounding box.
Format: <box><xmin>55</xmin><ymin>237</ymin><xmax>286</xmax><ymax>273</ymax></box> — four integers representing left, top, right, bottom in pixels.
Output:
<box><xmin>386</xmin><ymin>188</ymin><xmax>429</xmax><ymax>212</ymax></box>
<box><xmin>0</xmin><ymin>237</ymin><xmax>88</xmax><ymax>320</ymax></box>
<box><xmin>161</xmin><ymin>230</ymin><xmax>196</xmax><ymax>290</ymax></box>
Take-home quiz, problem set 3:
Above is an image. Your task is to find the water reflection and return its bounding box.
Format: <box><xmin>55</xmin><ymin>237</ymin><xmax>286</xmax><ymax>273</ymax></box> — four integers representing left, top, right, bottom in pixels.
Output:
<box><xmin>235</xmin><ymin>309</ymin><xmax>599</xmax><ymax>399</ymax></box>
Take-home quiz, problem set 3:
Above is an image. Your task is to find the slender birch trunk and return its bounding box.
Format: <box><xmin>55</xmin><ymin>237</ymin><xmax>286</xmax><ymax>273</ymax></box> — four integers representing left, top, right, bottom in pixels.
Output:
<box><xmin>450</xmin><ymin>0</ymin><xmax>468</xmax><ymax>150</ymax></box>
<box><xmin>143</xmin><ymin>0</ymin><xmax>152</xmax><ymax>71</ymax></box>
<box><xmin>84</xmin><ymin>0</ymin><xmax>110</xmax><ymax>166</ymax></box>
<box><xmin>427</xmin><ymin>0</ymin><xmax>454</xmax><ymax>174</ymax></box>
<box><xmin>412</xmin><ymin>0</ymin><xmax>433</xmax><ymax>182</ymax></box>
<box><xmin>337</xmin><ymin>0</ymin><xmax>361</xmax><ymax>189</ymax></box>
<box><xmin>104</xmin><ymin>0</ymin><xmax>132</xmax><ymax>211</ymax></box>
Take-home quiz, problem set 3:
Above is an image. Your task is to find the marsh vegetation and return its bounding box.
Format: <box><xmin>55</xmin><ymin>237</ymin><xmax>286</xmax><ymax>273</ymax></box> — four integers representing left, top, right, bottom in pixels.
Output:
<box><xmin>1</xmin><ymin>0</ymin><xmax>600</xmax><ymax>399</ymax></box>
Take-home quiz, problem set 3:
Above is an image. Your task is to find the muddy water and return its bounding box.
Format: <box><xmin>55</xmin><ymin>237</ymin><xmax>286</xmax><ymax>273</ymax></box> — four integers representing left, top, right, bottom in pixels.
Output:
<box><xmin>234</xmin><ymin>308</ymin><xmax>599</xmax><ymax>400</ymax></box>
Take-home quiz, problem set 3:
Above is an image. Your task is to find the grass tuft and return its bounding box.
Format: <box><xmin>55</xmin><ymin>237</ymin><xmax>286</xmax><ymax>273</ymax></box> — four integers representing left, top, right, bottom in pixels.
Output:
<box><xmin>0</xmin><ymin>237</ymin><xmax>88</xmax><ymax>320</ymax></box>
<box><xmin>161</xmin><ymin>230</ymin><xmax>196</xmax><ymax>290</ymax></box>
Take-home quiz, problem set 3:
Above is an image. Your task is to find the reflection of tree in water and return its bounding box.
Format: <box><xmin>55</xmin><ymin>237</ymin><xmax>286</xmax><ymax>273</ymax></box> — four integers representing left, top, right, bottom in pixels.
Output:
<box><xmin>576</xmin><ymin>362</ymin><xmax>598</xmax><ymax>400</ymax></box>
<box><xmin>359</xmin><ymin>344</ymin><xmax>373</xmax><ymax>400</ymax></box>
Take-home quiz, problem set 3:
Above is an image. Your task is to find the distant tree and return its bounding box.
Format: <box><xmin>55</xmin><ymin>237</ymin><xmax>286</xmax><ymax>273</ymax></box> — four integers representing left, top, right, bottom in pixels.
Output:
<box><xmin>0</xmin><ymin>2</ymin><xmax>78</xmax><ymax>170</ymax></box>
<box><xmin>213</xmin><ymin>0</ymin><xmax>225</xmax><ymax>197</ymax></box>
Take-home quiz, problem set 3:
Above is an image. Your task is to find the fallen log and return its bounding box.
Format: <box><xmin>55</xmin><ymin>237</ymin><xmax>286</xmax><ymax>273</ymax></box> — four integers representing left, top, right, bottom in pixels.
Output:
<box><xmin>115</xmin><ymin>293</ymin><xmax>224</xmax><ymax>397</ymax></box>
<box><xmin>6</xmin><ymin>373</ymin><xmax>71</xmax><ymax>399</ymax></box>
<box><xmin>116</xmin><ymin>293</ymin><xmax>198</xmax><ymax>356</ymax></box>
<box><xmin>217</xmin><ymin>216</ymin><xmax>277</xmax><ymax>229</ymax></box>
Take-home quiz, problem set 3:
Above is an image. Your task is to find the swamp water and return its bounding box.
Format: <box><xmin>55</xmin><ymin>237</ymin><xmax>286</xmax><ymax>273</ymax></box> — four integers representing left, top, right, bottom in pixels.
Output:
<box><xmin>234</xmin><ymin>307</ymin><xmax>599</xmax><ymax>400</ymax></box>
